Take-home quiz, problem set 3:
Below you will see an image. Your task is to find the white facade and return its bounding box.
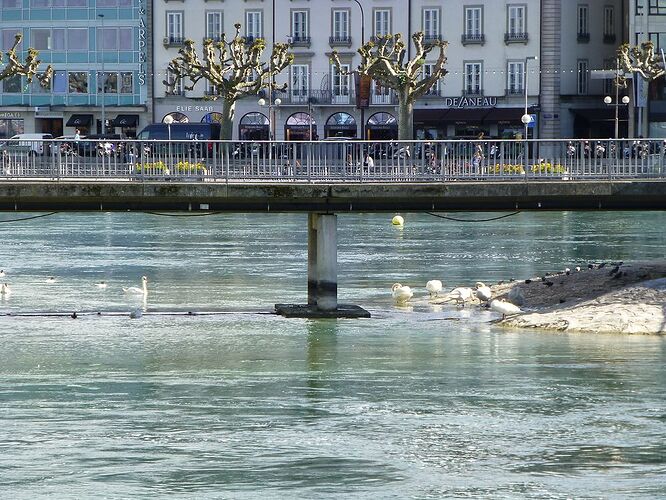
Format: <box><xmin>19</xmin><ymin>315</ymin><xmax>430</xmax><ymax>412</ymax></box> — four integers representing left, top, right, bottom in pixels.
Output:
<box><xmin>151</xmin><ymin>0</ymin><xmax>625</xmax><ymax>140</ymax></box>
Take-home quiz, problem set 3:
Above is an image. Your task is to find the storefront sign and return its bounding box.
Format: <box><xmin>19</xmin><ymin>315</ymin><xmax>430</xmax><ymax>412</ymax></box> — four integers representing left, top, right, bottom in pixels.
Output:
<box><xmin>444</xmin><ymin>97</ymin><xmax>497</xmax><ymax>108</ymax></box>
<box><xmin>138</xmin><ymin>0</ymin><xmax>147</xmax><ymax>85</ymax></box>
<box><xmin>0</xmin><ymin>112</ymin><xmax>21</xmax><ymax>118</ymax></box>
<box><xmin>175</xmin><ymin>105</ymin><xmax>220</xmax><ymax>113</ymax></box>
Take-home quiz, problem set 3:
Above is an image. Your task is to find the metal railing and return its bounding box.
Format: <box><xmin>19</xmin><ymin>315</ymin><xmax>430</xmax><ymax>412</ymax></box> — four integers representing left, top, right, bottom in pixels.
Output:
<box><xmin>0</xmin><ymin>138</ymin><xmax>664</xmax><ymax>183</ymax></box>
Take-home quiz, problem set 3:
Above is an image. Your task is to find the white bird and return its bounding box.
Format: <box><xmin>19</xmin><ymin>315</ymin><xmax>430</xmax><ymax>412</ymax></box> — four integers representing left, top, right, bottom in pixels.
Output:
<box><xmin>123</xmin><ymin>276</ymin><xmax>148</xmax><ymax>296</ymax></box>
<box><xmin>575</xmin><ymin>266</ymin><xmax>581</xmax><ymax>272</ymax></box>
<box><xmin>0</xmin><ymin>270</ymin><xmax>5</xmax><ymax>278</ymax></box>
<box><xmin>46</xmin><ymin>276</ymin><xmax>56</xmax><ymax>284</ymax></box>
<box><xmin>490</xmin><ymin>299</ymin><xmax>522</xmax><ymax>319</ymax></box>
<box><xmin>0</xmin><ymin>283</ymin><xmax>10</xmax><ymax>295</ymax></box>
<box><xmin>507</xmin><ymin>287</ymin><xmax>526</xmax><ymax>306</ymax></box>
<box><xmin>425</xmin><ymin>280</ymin><xmax>443</xmax><ymax>298</ymax></box>
<box><xmin>129</xmin><ymin>308</ymin><xmax>143</xmax><ymax>319</ymax></box>
<box><xmin>391</xmin><ymin>283</ymin><xmax>413</xmax><ymax>304</ymax></box>
<box><xmin>474</xmin><ymin>282</ymin><xmax>492</xmax><ymax>303</ymax></box>
<box><xmin>95</xmin><ymin>281</ymin><xmax>108</xmax><ymax>289</ymax></box>
<box><xmin>449</xmin><ymin>287</ymin><xmax>474</xmax><ymax>307</ymax></box>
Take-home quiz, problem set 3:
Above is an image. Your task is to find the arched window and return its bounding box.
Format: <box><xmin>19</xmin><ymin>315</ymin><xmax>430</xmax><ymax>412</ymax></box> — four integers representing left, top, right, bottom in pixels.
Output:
<box><xmin>162</xmin><ymin>112</ymin><xmax>189</xmax><ymax>123</ymax></box>
<box><xmin>285</xmin><ymin>112</ymin><xmax>317</xmax><ymax>140</ymax></box>
<box><xmin>365</xmin><ymin>112</ymin><xmax>397</xmax><ymax>140</ymax></box>
<box><xmin>238</xmin><ymin>112</ymin><xmax>269</xmax><ymax>140</ymax></box>
<box><xmin>201</xmin><ymin>112</ymin><xmax>225</xmax><ymax>124</ymax></box>
<box><xmin>324</xmin><ymin>112</ymin><xmax>357</xmax><ymax>138</ymax></box>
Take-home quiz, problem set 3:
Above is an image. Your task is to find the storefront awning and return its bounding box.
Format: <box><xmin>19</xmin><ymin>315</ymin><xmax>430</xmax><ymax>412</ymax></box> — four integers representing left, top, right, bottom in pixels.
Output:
<box><xmin>443</xmin><ymin>108</ymin><xmax>492</xmax><ymax>122</ymax></box>
<box><xmin>483</xmin><ymin>107</ymin><xmax>537</xmax><ymax>122</ymax></box>
<box><xmin>413</xmin><ymin>109</ymin><xmax>448</xmax><ymax>122</ymax></box>
<box><xmin>570</xmin><ymin>108</ymin><xmax>627</xmax><ymax>121</ymax></box>
<box><xmin>66</xmin><ymin>114</ymin><xmax>93</xmax><ymax>127</ymax></box>
<box><xmin>112</xmin><ymin>114</ymin><xmax>139</xmax><ymax>127</ymax></box>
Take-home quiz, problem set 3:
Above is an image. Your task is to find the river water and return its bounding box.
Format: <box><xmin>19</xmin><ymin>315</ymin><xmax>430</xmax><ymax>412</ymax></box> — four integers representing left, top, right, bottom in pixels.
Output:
<box><xmin>0</xmin><ymin>211</ymin><xmax>664</xmax><ymax>498</ymax></box>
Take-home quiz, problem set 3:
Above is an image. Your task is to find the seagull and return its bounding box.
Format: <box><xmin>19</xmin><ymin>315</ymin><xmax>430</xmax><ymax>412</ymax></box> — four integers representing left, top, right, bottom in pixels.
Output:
<box><xmin>474</xmin><ymin>282</ymin><xmax>492</xmax><ymax>303</ymax></box>
<box><xmin>95</xmin><ymin>281</ymin><xmax>108</xmax><ymax>289</ymax></box>
<box><xmin>449</xmin><ymin>287</ymin><xmax>474</xmax><ymax>307</ymax></box>
<box><xmin>507</xmin><ymin>287</ymin><xmax>525</xmax><ymax>306</ymax></box>
<box><xmin>425</xmin><ymin>280</ymin><xmax>443</xmax><ymax>298</ymax></box>
<box><xmin>123</xmin><ymin>276</ymin><xmax>148</xmax><ymax>296</ymax></box>
<box><xmin>70</xmin><ymin>311</ymin><xmax>78</xmax><ymax>319</ymax></box>
<box><xmin>46</xmin><ymin>276</ymin><xmax>56</xmax><ymax>284</ymax></box>
<box><xmin>391</xmin><ymin>283</ymin><xmax>413</xmax><ymax>304</ymax></box>
<box><xmin>0</xmin><ymin>283</ymin><xmax>10</xmax><ymax>295</ymax></box>
<box><xmin>490</xmin><ymin>299</ymin><xmax>522</xmax><ymax>319</ymax></box>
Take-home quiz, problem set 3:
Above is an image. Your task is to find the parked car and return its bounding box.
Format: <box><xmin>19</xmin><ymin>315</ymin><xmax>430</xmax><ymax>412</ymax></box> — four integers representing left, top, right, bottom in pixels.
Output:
<box><xmin>0</xmin><ymin>133</ymin><xmax>53</xmax><ymax>155</ymax></box>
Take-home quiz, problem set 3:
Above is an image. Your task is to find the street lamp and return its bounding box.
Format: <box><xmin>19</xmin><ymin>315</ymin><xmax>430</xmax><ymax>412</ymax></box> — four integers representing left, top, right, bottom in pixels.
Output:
<box><xmin>98</xmin><ymin>14</ymin><xmax>106</xmax><ymax>134</ymax></box>
<box><xmin>522</xmin><ymin>55</ymin><xmax>537</xmax><ymax>140</ymax></box>
<box><xmin>351</xmin><ymin>0</ymin><xmax>365</xmax><ymax>138</ymax></box>
<box><xmin>258</xmin><ymin>96</ymin><xmax>282</xmax><ymax>140</ymax></box>
<box><xmin>604</xmin><ymin>60</ymin><xmax>630</xmax><ymax>139</ymax></box>
<box><xmin>164</xmin><ymin>114</ymin><xmax>173</xmax><ymax>162</ymax></box>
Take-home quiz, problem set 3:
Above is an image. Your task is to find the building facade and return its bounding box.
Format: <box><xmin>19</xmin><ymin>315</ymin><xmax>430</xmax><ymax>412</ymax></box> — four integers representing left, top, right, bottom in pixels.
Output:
<box><xmin>0</xmin><ymin>0</ymin><xmax>149</xmax><ymax>138</ymax></box>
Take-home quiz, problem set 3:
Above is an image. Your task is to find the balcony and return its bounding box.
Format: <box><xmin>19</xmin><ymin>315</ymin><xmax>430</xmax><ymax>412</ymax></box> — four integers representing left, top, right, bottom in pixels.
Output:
<box><xmin>462</xmin><ymin>89</ymin><xmax>484</xmax><ymax>97</ymax></box>
<box><xmin>421</xmin><ymin>88</ymin><xmax>442</xmax><ymax>99</ymax></box>
<box><xmin>461</xmin><ymin>33</ymin><xmax>485</xmax><ymax>45</ymax></box>
<box><xmin>273</xmin><ymin>89</ymin><xmax>355</xmax><ymax>106</ymax></box>
<box><xmin>329</xmin><ymin>35</ymin><xmax>352</xmax><ymax>48</ymax></box>
<box><xmin>371</xmin><ymin>92</ymin><xmax>397</xmax><ymax>105</ymax></box>
<box><xmin>504</xmin><ymin>32</ymin><xmax>528</xmax><ymax>44</ymax></box>
<box><xmin>203</xmin><ymin>36</ymin><xmax>223</xmax><ymax>44</ymax></box>
<box><xmin>423</xmin><ymin>34</ymin><xmax>442</xmax><ymax>45</ymax></box>
<box><xmin>244</xmin><ymin>35</ymin><xmax>261</xmax><ymax>45</ymax></box>
<box><xmin>290</xmin><ymin>35</ymin><xmax>311</xmax><ymax>48</ymax></box>
<box><xmin>603</xmin><ymin>33</ymin><xmax>616</xmax><ymax>44</ymax></box>
<box><xmin>505</xmin><ymin>88</ymin><xmax>524</xmax><ymax>96</ymax></box>
<box><xmin>163</xmin><ymin>36</ymin><xmax>185</xmax><ymax>47</ymax></box>
<box><xmin>577</xmin><ymin>32</ymin><xmax>590</xmax><ymax>43</ymax></box>
<box><xmin>204</xmin><ymin>89</ymin><xmax>220</xmax><ymax>97</ymax></box>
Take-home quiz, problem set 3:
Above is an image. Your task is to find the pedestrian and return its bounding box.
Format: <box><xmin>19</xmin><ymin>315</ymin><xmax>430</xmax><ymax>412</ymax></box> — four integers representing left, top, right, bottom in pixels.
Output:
<box><xmin>74</xmin><ymin>129</ymin><xmax>81</xmax><ymax>142</ymax></box>
<box><xmin>364</xmin><ymin>152</ymin><xmax>374</xmax><ymax>169</ymax></box>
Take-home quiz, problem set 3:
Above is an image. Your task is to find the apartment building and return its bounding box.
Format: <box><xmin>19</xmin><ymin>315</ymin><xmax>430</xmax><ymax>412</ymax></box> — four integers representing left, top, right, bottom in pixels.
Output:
<box><xmin>0</xmin><ymin>0</ymin><xmax>149</xmax><ymax>138</ymax></box>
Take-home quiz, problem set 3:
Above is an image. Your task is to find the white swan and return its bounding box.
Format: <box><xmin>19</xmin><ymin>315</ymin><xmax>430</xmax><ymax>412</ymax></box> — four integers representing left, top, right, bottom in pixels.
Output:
<box><xmin>46</xmin><ymin>276</ymin><xmax>56</xmax><ymax>284</ymax></box>
<box><xmin>95</xmin><ymin>281</ymin><xmax>108</xmax><ymax>289</ymax></box>
<box><xmin>391</xmin><ymin>283</ymin><xmax>413</xmax><ymax>304</ymax></box>
<box><xmin>474</xmin><ymin>282</ymin><xmax>492</xmax><ymax>303</ymax></box>
<box><xmin>425</xmin><ymin>280</ymin><xmax>443</xmax><ymax>298</ymax></box>
<box><xmin>449</xmin><ymin>287</ymin><xmax>474</xmax><ymax>307</ymax></box>
<box><xmin>0</xmin><ymin>283</ymin><xmax>10</xmax><ymax>295</ymax></box>
<box><xmin>123</xmin><ymin>276</ymin><xmax>148</xmax><ymax>296</ymax></box>
<box><xmin>0</xmin><ymin>270</ymin><xmax>5</xmax><ymax>278</ymax></box>
<box><xmin>490</xmin><ymin>299</ymin><xmax>522</xmax><ymax>319</ymax></box>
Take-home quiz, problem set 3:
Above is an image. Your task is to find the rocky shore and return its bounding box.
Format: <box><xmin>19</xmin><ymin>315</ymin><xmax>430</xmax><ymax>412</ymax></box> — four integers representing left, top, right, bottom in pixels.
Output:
<box><xmin>492</xmin><ymin>261</ymin><xmax>666</xmax><ymax>335</ymax></box>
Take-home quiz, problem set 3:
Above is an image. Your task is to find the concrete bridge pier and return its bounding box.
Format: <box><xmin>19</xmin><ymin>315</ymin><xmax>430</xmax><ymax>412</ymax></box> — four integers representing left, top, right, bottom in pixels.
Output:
<box><xmin>275</xmin><ymin>213</ymin><xmax>370</xmax><ymax>318</ymax></box>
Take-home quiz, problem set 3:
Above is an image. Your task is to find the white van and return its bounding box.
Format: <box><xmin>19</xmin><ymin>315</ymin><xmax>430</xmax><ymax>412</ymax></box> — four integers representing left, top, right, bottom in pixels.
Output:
<box><xmin>1</xmin><ymin>133</ymin><xmax>53</xmax><ymax>155</ymax></box>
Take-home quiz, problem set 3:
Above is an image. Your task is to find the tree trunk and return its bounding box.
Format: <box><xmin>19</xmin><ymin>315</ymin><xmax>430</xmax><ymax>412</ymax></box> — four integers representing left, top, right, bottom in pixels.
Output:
<box><xmin>397</xmin><ymin>90</ymin><xmax>414</xmax><ymax>141</ymax></box>
<box><xmin>220</xmin><ymin>98</ymin><xmax>236</xmax><ymax>140</ymax></box>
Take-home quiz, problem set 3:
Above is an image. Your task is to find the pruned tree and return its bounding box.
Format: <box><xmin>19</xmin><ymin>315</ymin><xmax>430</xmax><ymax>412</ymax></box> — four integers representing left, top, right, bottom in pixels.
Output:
<box><xmin>164</xmin><ymin>23</ymin><xmax>293</xmax><ymax>139</ymax></box>
<box><xmin>332</xmin><ymin>32</ymin><xmax>448</xmax><ymax>140</ymax></box>
<box><xmin>618</xmin><ymin>41</ymin><xmax>664</xmax><ymax>82</ymax></box>
<box><xmin>0</xmin><ymin>33</ymin><xmax>52</xmax><ymax>87</ymax></box>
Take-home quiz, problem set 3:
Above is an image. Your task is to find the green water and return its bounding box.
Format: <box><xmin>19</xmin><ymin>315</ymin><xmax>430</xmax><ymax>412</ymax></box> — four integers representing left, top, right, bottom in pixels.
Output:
<box><xmin>0</xmin><ymin>211</ymin><xmax>664</xmax><ymax>498</ymax></box>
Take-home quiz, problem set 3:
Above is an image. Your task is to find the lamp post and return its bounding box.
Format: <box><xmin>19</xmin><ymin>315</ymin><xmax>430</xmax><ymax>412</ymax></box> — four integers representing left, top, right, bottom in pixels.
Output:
<box><xmin>164</xmin><ymin>114</ymin><xmax>173</xmax><ymax>162</ymax></box>
<box><xmin>521</xmin><ymin>55</ymin><xmax>537</xmax><ymax>141</ymax></box>
<box><xmin>604</xmin><ymin>60</ymin><xmax>630</xmax><ymax>139</ymax></box>
<box><xmin>351</xmin><ymin>0</ymin><xmax>365</xmax><ymax>139</ymax></box>
<box><xmin>258</xmin><ymin>96</ymin><xmax>282</xmax><ymax>140</ymax></box>
<box><xmin>98</xmin><ymin>14</ymin><xmax>106</xmax><ymax>134</ymax></box>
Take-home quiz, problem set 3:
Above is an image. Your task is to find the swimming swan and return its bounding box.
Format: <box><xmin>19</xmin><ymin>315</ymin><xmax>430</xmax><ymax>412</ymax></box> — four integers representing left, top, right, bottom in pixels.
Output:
<box><xmin>123</xmin><ymin>276</ymin><xmax>148</xmax><ymax>296</ymax></box>
<box><xmin>46</xmin><ymin>277</ymin><xmax>56</xmax><ymax>284</ymax></box>
<box><xmin>391</xmin><ymin>283</ymin><xmax>413</xmax><ymax>304</ymax></box>
<box><xmin>95</xmin><ymin>281</ymin><xmax>108</xmax><ymax>289</ymax></box>
<box><xmin>490</xmin><ymin>299</ymin><xmax>522</xmax><ymax>319</ymax></box>
<box><xmin>0</xmin><ymin>283</ymin><xmax>10</xmax><ymax>295</ymax></box>
<box><xmin>474</xmin><ymin>282</ymin><xmax>492</xmax><ymax>303</ymax></box>
<box><xmin>425</xmin><ymin>280</ymin><xmax>443</xmax><ymax>298</ymax></box>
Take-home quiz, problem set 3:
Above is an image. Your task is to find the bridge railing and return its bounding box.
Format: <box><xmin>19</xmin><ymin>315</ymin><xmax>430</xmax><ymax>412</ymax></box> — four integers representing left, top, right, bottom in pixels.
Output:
<box><xmin>0</xmin><ymin>138</ymin><xmax>664</xmax><ymax>181</ymax></box>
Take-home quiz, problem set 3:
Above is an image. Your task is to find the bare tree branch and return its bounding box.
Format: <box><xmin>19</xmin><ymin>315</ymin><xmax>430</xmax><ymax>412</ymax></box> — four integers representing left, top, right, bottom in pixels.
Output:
<box><xmin>0</xmin><ymin>33</ymin><xmax>52</xmax><ymax>87</ymax></box>
<box><xmin>618</xmin><ymin>41</ymin><xmax>665</xmax><ymax>81</ymax></box>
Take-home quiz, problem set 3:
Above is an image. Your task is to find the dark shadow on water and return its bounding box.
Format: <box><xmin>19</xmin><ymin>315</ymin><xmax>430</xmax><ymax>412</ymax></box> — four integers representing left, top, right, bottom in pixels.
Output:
<box><xmin>305</xmin><ymin>319</ymin><xmax>339</xmax><ymax>401</ymax></box>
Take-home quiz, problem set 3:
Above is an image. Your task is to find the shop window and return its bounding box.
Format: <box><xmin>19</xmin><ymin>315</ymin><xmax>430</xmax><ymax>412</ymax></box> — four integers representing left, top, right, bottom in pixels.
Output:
<box><xmin>2</xmin><ymin>75</ymin><xmax>21</xmax><ymax>93</ymax></box>
<box><xmin>53</xmin><ymin>71</ymin><xmax>67</xmax><ymax>93</ymax></box>
<box><xmin>0</xmin><ymin>119</ymin><xmax>25</xmax><ymax>138</ymax></box>
<box><xmin>68</xmin><ymin>72</ymin><xmax>88</xmax><ymax>93</ymax></box>
<box><xmin>120</xmin><ymin>73</ymin><xmax>133</xmax><ymax>94</ymax></box>
<box><xmin>99</xmin><ymin>72</ymin><xmax>118</xmax><ymax>94</ymax></box>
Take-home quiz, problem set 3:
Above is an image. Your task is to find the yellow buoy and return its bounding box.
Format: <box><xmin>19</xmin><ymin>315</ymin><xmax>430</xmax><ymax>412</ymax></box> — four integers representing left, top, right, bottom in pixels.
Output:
<box><xmin>392</xmin><ymin>215</ymin><xmax>404</xmax><ymax>226</ymax></box>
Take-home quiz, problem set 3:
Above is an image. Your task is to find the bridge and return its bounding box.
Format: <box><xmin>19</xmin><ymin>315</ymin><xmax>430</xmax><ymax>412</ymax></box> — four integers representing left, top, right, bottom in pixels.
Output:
<box><xmin>1</xmin><ymin>138</ymin><xmax>665</xmax><ymax>317</ymax></box>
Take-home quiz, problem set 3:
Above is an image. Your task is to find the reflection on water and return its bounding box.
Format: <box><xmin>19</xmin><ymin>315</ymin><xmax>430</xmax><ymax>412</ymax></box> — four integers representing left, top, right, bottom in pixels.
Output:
<box><xmin>0</xmin><ymin>211</ymin><xmax>665</xmax><ymax>498</ymax></box>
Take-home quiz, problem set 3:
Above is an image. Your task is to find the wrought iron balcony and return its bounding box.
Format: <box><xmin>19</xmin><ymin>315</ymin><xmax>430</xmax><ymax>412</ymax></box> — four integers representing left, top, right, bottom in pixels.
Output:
<box><xmin>577</xmin><ymin>32</ymin><xmax>590</xmax><ymax>43</ymax></box>
<box><xmin>272</xmin><ymin>89</ymin><xmax>356</xmax><ymax>106</ymax></box>
<box><xmin>244</xmin><ymin>35</ymin><xmax>261</xmax><ymax>45</ymax></box>
<box><xmin>603</xmin><ymin>33</ymin><xmax>616</xmax><ymax>44</ymax></box>
<box><xmin>290</xmin><ymin>35</ymin><xmax>311</xmax><ymax>47</ymax></box>
<box><xmin>461</xmin><ymin>33</ymin><xmax>485</xmax><ymax>45</ymax></box>
<box><xmin>505</xmin><ymin>88</ymin><xmax>524</xmax><ymax>96</ymax></box>
<box><xmin>163</xmin><ymin>36</ymin><xmax>185</xmax><ymax>47</ymax></box>
<box><xmin>329</xmin><ymin>35</ymin><xmax>352</xmax><ymax>47</ymax></box>
<box><xmin>504</xmin><ymin>32</ymin><xmax>528</xmax><ymax>44</ymax></box>
<box><xmin>423</xmin><ymin>34</ymin><xmax>442</xmax><ymax>45</ymax></box>
<box><xmin>203</xmin><ymin>36</ymin><xmax>223</xmax><ymax>44</ymax></box>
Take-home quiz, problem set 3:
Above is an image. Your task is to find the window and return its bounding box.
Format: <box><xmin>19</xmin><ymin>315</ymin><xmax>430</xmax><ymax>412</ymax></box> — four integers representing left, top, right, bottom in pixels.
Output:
<box><xmin>577</xmin><ymin>60</ymin><xmax>588</xmax><ymax>95</ymax></box>
<box><xmin>423</xmin><ymin>9</ymin><xmax>440</xmax><ymax>40</ymax></box>
<box><xmin>68</xmin><ymin>29</ymin><xmax>88</xmax><ymax>50</ymax></box>
<box><xmin>98</xmin><ymin>72</ymin><xmax>118</xmax><ymax>94</ymax></box>
<box><xmin>648</xmin><ymin>0</ymin><xmax>666</xmax><ymax>15</ymax></box>
<box><xmin>577</xmin><ymin>5</ymin><xmax>589</xmax><ymax>39</ymax></box>
<box><xmin>68</xmin><ymin>72</ymin><xmax>88</xmax><ymax>93</ymax></box>
<box><xmin>98</xmin><ymin>27</ymin><xmax>133</xmax><ymax>50</ymax></box>
<box><xmin>332</xmin><ymin>9</ymin><xmax>349</xmax><ymax>40</ymax></box>
<box><xmin>206</xmin><ymin>12</ymin><xmax>223</xmax><ymax>41</ymax></box>
<box><xmin>331</xmin><ymin>64</ymin><xmax>350</xmax><ymax>104</ymax></box>
<box><xmin>464</xmin><ymin>62</ymin><xmax>482</xmax><ymax>95</ymax></box>
<box><xmin>507</xmin><ymin>61</ymin><xmax>524</xmax><ymax>94</ymax></box>
<box><xmin>166</xmin><ymin>12</ymin><xmax>183</xmax><ymax>43</ymax></box>
<box><xmin>374</xmin><ymin>9</ymin><xmax>390</xmax><ymax>37</ymax></box>
<box><xmin>2</xmin><ymin>75</ymin><xmax>21</xmax><ymax>93</ymax></box>
<box><xmin>649</xmin><ymin>32</ymin><xmax>666</xmax><ymax>51</ymax></box>
<box><xmin>205</xmin><ymin>80</ymin><xmax>220</xmax><ymax>96</ymax></box>
<box><xmin>291</xmin><ymin>64</ymin><xmax>309</xmax><ymax>103</ymax></box>
<box><xmin>292</xmin><ymin>11</ymin><xmax>308</xmax><ymax>41</ymax></box>
<box><xmin>603</xmin><ymin>6</ymin><xmax>615</xmax><ymax>42</ymax></box>
<box><xmin>97</xmin><ymin>0</ymin><xmax>131</xmax><ymax>6</ymax></box>
<box><xmin>508</xmin><ymin>5</ymin><xmax>525</xmax><ymax>35</ymax></box>
<box><xmin>2</xmin><ymin>30</ymin><xmax>18</xmax><ymax>50</ymax></box>
<box><xmin>166</xmin><ymin>68</ymin><xmax>183</xmax><ymax>95</ymax></box>
<box><xmin>53</xmin><ymin>71</ymin><xmax>67</xmax><ymax>93</ymax></box>
<box><xmin>0</xmin><ymin>0</ymin><xmax>20</xmax><ymax>8</ymax></box>
<box><xmin>30</xmin><ymin>0</ymin><xmax>86</xmax><ymax>5</ymax></box>
<box><xmin>423</xmin><ymin>63</ymin><xmax>440</xmax><ymax>95</ymax></box>
<box><xmin>465</xmin><ymin>7</ymin><xmax>482</xmax><ymax>37</ymax></box>
<box><xmin>603</xmin><ymin>58</ymin><xmax>614</xmax><ymax>95</ymax></box>
<box><xmin>246</xmin><ymin>11</ymin><xmax>262</xmax><ymax>40</ymax></box>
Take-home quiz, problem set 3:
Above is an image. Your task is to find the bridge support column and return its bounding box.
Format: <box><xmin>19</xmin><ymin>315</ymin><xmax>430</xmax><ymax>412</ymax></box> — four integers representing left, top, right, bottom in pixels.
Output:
<box><xmin>275</xmin><ymin>212</ymin><xmax>370</xmax><ymax>319</ymax></box>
